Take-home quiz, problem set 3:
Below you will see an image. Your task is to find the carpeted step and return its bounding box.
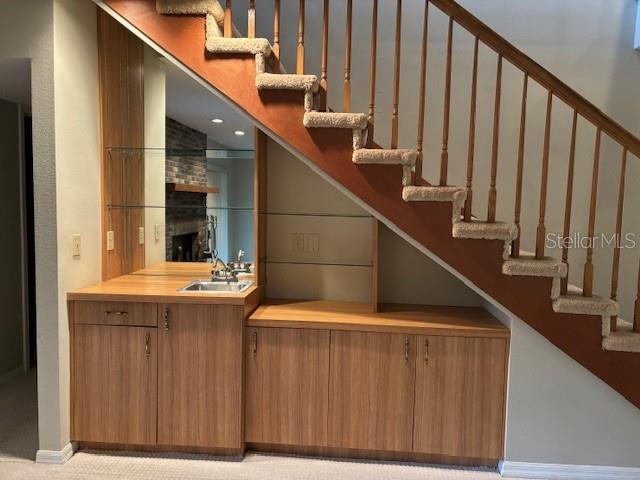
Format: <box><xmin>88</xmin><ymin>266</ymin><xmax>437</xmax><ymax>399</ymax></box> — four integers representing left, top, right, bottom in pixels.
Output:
<box><xmin>452</xmin><ymin>221</ymin><xmax>518</xmax><ymax>241</ymax></box>
<box><xmin>402</xmin><ymin>186</ymin><xmax>466</xmax><ymax>203</ymax></box>
<box><xmin>603</xmin><ymin>321</ymin><xmax>640</xmax><ymax>352</ymax></box>
<box><xmin>256</xmin><ymin>73</ymin><xmax>318</xmax><ymax>92</ymax></box>
<box><xmin>502</xmin><ymin>255</ymin><xmax>568</xmax><ymax>278</ymax></box>
<box><xmin>156</xmin><ymin>0</ymin><xmax>213</xmax><ymax>15</ymax></box>
<box><xmin>352</xmin><ymin>149</ymin><xmax>417</xmax><ymax>187</ymax></box>
<box><xmin>207</xmin><ymin>37</ymin><xmax>271</xmax><ymax>56</ymax></box>
<box><xmin>303</xmin><ymin>112</ymin><xmax>367</xmax><ymax>130</ymax></box>
<box><xmin>552</xmin><ymin>293</ymin><xmax>619</xmax><ymax>337</ymax></box>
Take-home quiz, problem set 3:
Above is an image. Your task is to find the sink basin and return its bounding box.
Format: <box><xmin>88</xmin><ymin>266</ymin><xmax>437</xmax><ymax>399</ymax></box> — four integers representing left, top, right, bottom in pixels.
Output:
<box><xmin>179</xmin><ymin>280</ymin><xmax>254</xmax><ymax>293</ymax></box>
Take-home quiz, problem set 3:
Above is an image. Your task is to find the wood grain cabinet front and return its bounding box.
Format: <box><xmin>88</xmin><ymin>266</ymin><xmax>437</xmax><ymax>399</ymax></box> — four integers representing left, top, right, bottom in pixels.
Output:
<box><xmin>157</xmin><ymin>304</ymin><xmax>244</xmax><ymax>450</ymax></box>
<box><xmin>245</xmin><ymin>327</ymin><xmax>330</xmax><ymax>447</ymax></box>
<box><xmin>413</xmin><ymin>335</ymin><xmax>508</xmax><ymax>460</ymax></box>
<box><xmin>328</xmin><ymin>331</ymin><xmax>416</xmax><ymax>452</ymax></box>
<box><xmin>72</xmin><ymin>323</ymin><xmax>157</xmax><ymax>445</ymax></box>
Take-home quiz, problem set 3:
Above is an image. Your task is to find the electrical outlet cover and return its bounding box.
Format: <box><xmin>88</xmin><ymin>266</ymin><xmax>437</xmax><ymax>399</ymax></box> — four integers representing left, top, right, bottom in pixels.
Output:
<box><xmin>155</xmin><ymin>224</ymin><xmax>161</xmax><ymax>241</ymax></box>
<box><xmin>72</xmin><ymin>234</ymin><xmax>81</xmax><ymax>257</ymax></box>
<box><xmin>138</xmin><ymin>227</ymin><xmax>145</xmax><ymax>245</ymax></box>
<box><xmin>107</xmin><ymin>230</ymin><xmax>115</xmax><ymax>251</ymax></box>
<box><xmin>306</xmin><ymin>233</ymin><xmax>320</xmax><ymax>253</ymax></box>
<box><xmin>292</xmin><ymin>233</ymin><xmax>304</xmax><ymax>253</ymax></box>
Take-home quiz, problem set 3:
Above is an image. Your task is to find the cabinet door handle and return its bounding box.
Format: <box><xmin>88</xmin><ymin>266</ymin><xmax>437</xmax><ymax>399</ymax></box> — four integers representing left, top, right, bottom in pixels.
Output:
<box><xmin>105</xmin><ymin>310</ymin><xmax>128</xmax><ymax>316</ymax></box>
<box><xmin>163</xmin><ymin>306</ymin><xmax>170</xmax><ymax>331</ymax></box>
<box><xmin>404</xmin><ymin>336</ymin><xmax>410</xmax><ymax>363</ymax></box>
<box><xmin>145</xmin><ymin>332</ymin><xmax>151</xmax><ymax>358</ymax></box>
<box><xmin>251</xmin><ymin>331</ymin><xmax>257</xmax><ymax>358</ymax></box>
<box><xmin>424</xmin><ymin>338</ymin><xmax>429</xmax><ymax>364</ymax></box>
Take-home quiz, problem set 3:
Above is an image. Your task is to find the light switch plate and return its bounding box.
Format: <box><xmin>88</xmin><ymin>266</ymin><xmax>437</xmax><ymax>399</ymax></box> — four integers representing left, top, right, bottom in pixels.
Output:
<box><xmin>138</xmin><ymin>227</ymin><xmax>145</xmax><ymax>245</ymax></box>
<box><xmin>72</xmin><ymin>234</ymin><xmax>81</xmax><ymax>257</ymax></box>
<box><xmin>306</xmin><ymin>233</ymin><xmax>320</xmax><ymax>253</ymax></box>
<box><xmin>155</xmin><ymin>224</ymin><xmax>161</xmax><ymax>242</ymax></box>
<box><xmin>292</xmin><ymin>233</ymin><xmax>304</xmax><ymax>253</ymax></box>
<box><xmin>107</xmin><ymin>230</ymin><xmax>115</xmax><ymax>251</ymax></box>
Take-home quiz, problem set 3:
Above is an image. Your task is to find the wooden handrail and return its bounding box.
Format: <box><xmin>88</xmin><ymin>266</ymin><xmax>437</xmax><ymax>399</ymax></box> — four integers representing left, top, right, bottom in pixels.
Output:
<box><xmin>428</xmin><ymin>0</ymin><xmax>640</xmax><ymax>158</ymax></box>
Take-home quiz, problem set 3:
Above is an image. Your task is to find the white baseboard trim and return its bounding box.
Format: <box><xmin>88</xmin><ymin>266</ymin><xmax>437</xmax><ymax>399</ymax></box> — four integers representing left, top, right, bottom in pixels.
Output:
<box><xmin>36</xmin><ymin>442</ymin><xmax>75</xmax><ymax>465</ymax></box>
<box><xmin>500</xmin><ymin>460</ymin><xmax>640</xmax><ymax>479</ymax></box>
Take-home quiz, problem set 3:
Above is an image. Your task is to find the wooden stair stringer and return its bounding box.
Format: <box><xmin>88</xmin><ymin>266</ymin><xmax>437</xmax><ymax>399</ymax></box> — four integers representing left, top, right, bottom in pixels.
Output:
<box><xmin>99</xmin><ymin>0</ymin><xmax>640</xmax><ymax>410</ymax></box>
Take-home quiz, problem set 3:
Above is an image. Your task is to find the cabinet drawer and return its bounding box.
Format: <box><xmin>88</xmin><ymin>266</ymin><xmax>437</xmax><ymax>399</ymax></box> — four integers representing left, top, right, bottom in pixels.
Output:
<box><xmin>74</xmin><ymin>301</ymin><xmax>157</xmax><ymax>327</ymax></box>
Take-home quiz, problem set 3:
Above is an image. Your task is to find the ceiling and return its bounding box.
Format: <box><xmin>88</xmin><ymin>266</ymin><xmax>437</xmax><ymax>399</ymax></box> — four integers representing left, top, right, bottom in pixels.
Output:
<box><xmin>0</xmin><ymin>58</ymin><xmax>31</xmax><ymax>110</ymax></box>
<box><xmin>163</xmin><ymin>58</ymin><xmax>254</xmax><ymax>150</ymax></box>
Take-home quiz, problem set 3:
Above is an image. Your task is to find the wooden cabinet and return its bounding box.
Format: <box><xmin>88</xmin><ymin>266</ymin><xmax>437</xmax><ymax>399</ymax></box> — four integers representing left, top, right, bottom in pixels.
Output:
<box><xmin>413</xmin><ymin>336</ymin><xmax>508</xmax><ymax>459</ymax></box>
<box><xmin>72</xmin><ymin>323</ymin><xmax>157</xmax><ymax>445</ymax></box>
<box><xmin>328</xmin><ymin>331</ymin><xmax>416</xmax><ymax>452</ymax></box>
<box><xmin>157</xmin><ymin>303</ymin><xmax>244</xmax><ymax>450</ymax></box>
<box><xmin>245</xmin><ymin>327</ymin><xmax>330</xmax><ymax>446</ymax></box>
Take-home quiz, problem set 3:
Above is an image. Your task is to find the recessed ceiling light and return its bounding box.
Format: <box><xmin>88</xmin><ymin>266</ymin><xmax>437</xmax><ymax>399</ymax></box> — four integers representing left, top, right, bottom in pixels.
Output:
<box><xmin>211</xmin><ymin>118</ymin><xmax>224</xmax><ymax>124</ymax></box>
<box><xmin>234</xmin><ymin>130</ymin><xmax>245</xmax><ymax>136</ymax></box>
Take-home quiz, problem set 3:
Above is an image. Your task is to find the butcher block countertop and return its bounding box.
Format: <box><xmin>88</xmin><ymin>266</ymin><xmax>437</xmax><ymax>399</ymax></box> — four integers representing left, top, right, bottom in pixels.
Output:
<box><xmin>248</xmin><ymin>300</ymin><xmax>509</xmax><ymax>338</ymax></box>
<box><xmin>67</xmin><ymin>262</ymin><xmax>260</xmax><ymax>306</ymax></box>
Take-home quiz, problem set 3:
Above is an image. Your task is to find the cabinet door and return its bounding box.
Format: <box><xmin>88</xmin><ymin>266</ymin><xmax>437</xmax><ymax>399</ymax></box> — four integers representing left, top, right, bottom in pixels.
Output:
<box><xmin>245</xmin><ymin>327</ymin><xmax>330</xmax><ymax>446</ymax></box>
<box><xmin>157</xmin><ymin>304</ymin><xmax>243</xmax><ymax>449</ymax></box>
<box><xmin>413</xmin><ymin>336</ymin><xmax>507</xmax><ymax>459</ymax></box>
<box><xmin>72</xmin><ymin>324</ymin><xmax>157</xmax><ymax>444</ymax></box>
<box><xmin>328</xmin><ymin>331</ymin><xmax>415</xmax><ymax>452</ymax></box>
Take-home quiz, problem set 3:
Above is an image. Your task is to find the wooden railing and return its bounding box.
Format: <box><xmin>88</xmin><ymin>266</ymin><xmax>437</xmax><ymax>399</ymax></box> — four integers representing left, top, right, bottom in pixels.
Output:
<box><xmin>223</xmin><ymin>0</ymin><xmax>640</xmax><ymax>332</ymax></box>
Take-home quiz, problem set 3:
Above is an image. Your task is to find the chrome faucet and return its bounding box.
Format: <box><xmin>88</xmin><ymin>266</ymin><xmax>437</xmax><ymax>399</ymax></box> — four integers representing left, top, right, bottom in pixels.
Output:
<box><xmin>211</xmin><ymin>257</ymin><xmax>238</xmax><ymax>283</ymax></box>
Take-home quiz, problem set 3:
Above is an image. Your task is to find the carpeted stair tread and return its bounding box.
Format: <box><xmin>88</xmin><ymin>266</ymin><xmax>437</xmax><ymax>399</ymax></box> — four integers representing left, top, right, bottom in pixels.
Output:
<box><xmin>402</xmin><ymin>186</ymin><xmax>466</xmax><ymax>203</ymax></box>
<box><xmin>502</xmin><ymin>255</ymin><xmax>568</xmax><ymax>278</ymax></box>
<box><xmin>207</xmin><ymin>37</ymin><xmax>271</xmax><ymax>56</ymax></box>
<box><xmin>352</xmin><ymin>149</ymin><xmax>417</xmax><ymax>166</ymax></box>
<box><xmin>552</xmin><ymin>293</ymin><xmax>619</xmax><ymax>317</ymax></box>
<box><xmin>256</xmin><ymin>73</ymin><xmax>318</xmax><ymax>92</ymax></box>
<box><xmin>156</xmin><ymin>0</ymin><xmax>215</xmax><ymax>15</ymax></box>
<box><xmin>303</xmin><ymin>112</ymin><xmax>367</xmax><ymax>129</ymax></box>
<box><xmin>603</xmin><ymin>321</ymin><xmax>640</xmax><ymax>352</ymax></box>
<box><xmin>452</xmin><ymin>221</ymin><xmax>518</xmax><ymax>241</ymax></box>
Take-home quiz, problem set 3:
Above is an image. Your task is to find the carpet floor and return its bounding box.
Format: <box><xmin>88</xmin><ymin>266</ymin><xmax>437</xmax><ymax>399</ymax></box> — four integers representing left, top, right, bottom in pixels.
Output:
<box><xmin>0</xmin><ymin>451</ymin><xmax>514</xmax><ymax>480</ymax></box>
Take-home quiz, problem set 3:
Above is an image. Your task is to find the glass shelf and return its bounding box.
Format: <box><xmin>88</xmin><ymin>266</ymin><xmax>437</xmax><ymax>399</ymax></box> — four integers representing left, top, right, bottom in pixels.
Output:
<box><xmin>105</xmin><ymin>147</ymin><xmax>254</xmax><ymax>158</ymax></box>
<box><xmin>261</xmin><ymin>259</ymin><xmax>373</xmax><ymax>268</ymax></box>
<box><xmin>107</xmin><ymin>205</ymin><xmax>254</xmax><ymax>211</ymax></box>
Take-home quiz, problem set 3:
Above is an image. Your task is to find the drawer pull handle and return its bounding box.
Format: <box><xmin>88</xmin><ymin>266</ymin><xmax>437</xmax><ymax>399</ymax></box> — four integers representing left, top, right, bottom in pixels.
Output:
<box><xmin>404</xmin><ymin>336</ymin><xmax>410</xmax><ymax>363</ymax></box>
<box><xmin>251</xmin><ymin>331</ymin><xmax>257</xmax><ymax>358</ymax></box>
<box><xmin>424</xmin><ymin>338</ymin><xmax>429</xmax><ymax>364</ymax></box>
<box><xmin>105</xmin><ymin>310</ymin><xmax>128</xmax><ymax>316</ymax></box>
<box><xmin>145</xmin><ymin>332</ymin><xmax>151</xmax><ymax>358</ymax></box>
<box><xmin>163</xmin><ymin>306</ymin><xmax>170</xmax><ymax>331</ymax></box>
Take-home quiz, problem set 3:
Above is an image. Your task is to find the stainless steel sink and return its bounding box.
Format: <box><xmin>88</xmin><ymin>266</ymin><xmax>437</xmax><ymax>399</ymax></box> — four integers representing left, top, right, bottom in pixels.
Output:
<box><xmin>179</xmin><ymin>280</ymin><xmax>253</xmax><ymax>293</ymax></box>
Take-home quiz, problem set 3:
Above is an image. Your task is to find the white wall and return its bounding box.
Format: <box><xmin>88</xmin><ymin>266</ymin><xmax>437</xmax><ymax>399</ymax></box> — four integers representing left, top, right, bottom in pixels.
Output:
<box><xmin>487</xmin><ymin>303</ymin><xmax>640</xmax><ymax>468</ymax></box>
<box><xmin>0</xmin><ymin>0</ymin><xmax>59</xmax><ymax>452</ymax></box>
<box><xmin>144</xmin><ymin>46</ymin><xmax>166</xmax><ymax>265</ymax></box>
<box><xmin>52</xmin><ymin>0</ymin><xmax>101</xmax><ymax>453</ymax></box>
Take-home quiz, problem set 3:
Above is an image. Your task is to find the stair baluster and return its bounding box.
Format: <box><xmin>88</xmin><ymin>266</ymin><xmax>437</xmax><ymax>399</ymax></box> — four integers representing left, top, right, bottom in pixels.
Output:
<box><xmin>343</xmin><ymin>0</ymin><xmax>353</xmax><ymax>112</ymax></box>
<box><xmin>224</xmin><ymin>0</ymin><xmax>232</xmax><ymax>38</ymax></box>
<box><xmin>440</xmin><ymin>16</ymin><xmax>453</xmax><ymax>186</ymax></box>
<box><xmin>272</xmin><ymin>0</ymin><xmax>280</xmax><ymax>73</ymax></box>
<box><xmin>247</xmin><ymin>0</ymin><xmax>255</xmax><ymax>38</ymax></box>
<box><xmin>610</xmin><ymin>147</ymin><xmax>628</xmax><ymax>332</ymax></box>
<box><xmin>297</xmin><ymin>0</ymin><xmax>305</xmax><ymax>75</ymax></box>
<box><xmin>391</xmin><ymin>0</ymin><xmax>403</xmax><ymax>149</ymax></box>
<box><xmin>583</xmin><ymin>127</ymin><xmax>602</xmax><ymax>298</ymax></box>
<box><xmin>367</xmin><ymin>0</ymin><xmax>378</xmax><ymax>147</ymax></box>
<box><xmin>561</xmin><ymin>110</ymin><xmax>579</xmax><ymax>295</ymax></box>
<box><xmin>535</xmin><ymin>91</ymin><xmax>553</xmax><ymax>259</ymax></box>
<box><xmin>487</xmin><ymin>54</ymin><xmax>503</xmax><ymax>222</ymax></box>
<box><xmin>415</xmin><ymin>1</ymin><xmax>429</xmax><ymax>183</ymax></box>
<box><xmin>464</xmin><ymin>36</ymin><xmax>479</xmax><ymax>222</ymax></box>
<box><xmin>512</xmin><ymin>73</ymin><xmax>528</xmax><ymax>257</ymax></box>
<box><xmin>320</xmin><ymin>0</ymin><xmax>329</xmax><ymax>111</ymax></box>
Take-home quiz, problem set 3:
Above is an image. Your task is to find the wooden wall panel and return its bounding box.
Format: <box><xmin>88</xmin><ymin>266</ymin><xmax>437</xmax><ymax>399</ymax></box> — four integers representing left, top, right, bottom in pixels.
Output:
<box><xmin>98</xmin><ymin>10</ymin><xmax>145</xmax><ymax>279</ymax></box>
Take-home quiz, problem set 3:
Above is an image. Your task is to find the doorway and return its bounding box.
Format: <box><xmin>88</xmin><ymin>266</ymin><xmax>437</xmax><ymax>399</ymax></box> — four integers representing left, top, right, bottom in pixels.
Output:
<box><xmin>0</xmin><ymin>58</ymin><xmax>38</xmax><ymax>462</ymax></box>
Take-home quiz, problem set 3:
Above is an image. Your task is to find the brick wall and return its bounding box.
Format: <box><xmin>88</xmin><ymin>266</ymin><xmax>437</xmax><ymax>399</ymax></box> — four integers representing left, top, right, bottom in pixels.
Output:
<box><xmin>165</xmin><ymin>117</ymin><xmax>209</xmax><ymax>261</ymax></box>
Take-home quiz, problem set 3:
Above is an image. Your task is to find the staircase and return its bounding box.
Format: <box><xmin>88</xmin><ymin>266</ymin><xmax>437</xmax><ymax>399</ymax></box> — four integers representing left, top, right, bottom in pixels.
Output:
<box><xmin>99</xmin><ymin>0</ymin><xmax>640</xmax><ymax>408</ymax></box>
